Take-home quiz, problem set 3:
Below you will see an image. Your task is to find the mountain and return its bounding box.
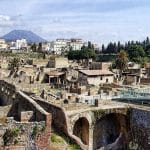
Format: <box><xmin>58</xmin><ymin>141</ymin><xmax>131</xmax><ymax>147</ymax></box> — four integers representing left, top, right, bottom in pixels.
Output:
<box><xmin>2</xmin><ymin>30</ymin><xmax>47</xmax><ymax>43</ymax></box>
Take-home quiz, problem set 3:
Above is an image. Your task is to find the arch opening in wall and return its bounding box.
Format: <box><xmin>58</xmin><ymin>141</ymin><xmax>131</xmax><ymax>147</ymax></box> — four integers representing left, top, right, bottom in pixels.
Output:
<box><xmin>93</xmin><ymin>113</ymin><xmax>129</xmax><ymax>150</ymax></box>
<box><xmin>73</xmin><ymin>117</ymin><xmax>89</xmax><ymax>145</ymax></box>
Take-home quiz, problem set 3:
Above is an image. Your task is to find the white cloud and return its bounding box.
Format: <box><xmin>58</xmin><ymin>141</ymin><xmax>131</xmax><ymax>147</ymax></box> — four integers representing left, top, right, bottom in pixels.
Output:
<box><xmin>0</xmin><ymin>15</ymin><xmax>14</xmax><ymax>28</ymax></box>
<box><xmin>0</xmin><ymin>15</ymin><xmax>10</xmax><ymax>21</ymax></box>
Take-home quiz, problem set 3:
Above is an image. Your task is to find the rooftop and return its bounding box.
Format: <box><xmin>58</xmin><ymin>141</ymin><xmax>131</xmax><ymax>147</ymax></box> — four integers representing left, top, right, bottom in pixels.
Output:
<box><xmin>46</xmin><ymin>71</ymin><xmax>65</xmax><ymax>77</ymax></box>
<box><xmin>79</xmin><ymin>70</ymin><xmax>114</xmax><ymax>76</ymax></box>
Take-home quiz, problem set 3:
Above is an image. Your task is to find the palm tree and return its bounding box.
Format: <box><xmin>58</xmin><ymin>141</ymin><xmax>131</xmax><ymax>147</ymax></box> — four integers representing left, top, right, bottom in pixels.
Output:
<box><xmin>115</xmin><ymin>50</ymin><xmax>128</xmax><ymax>77</ymax></box>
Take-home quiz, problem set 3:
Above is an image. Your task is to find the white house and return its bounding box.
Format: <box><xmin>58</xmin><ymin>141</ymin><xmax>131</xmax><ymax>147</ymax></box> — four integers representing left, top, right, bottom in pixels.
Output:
<box><xmin>78</xmin><ymin>70</ymin><xmax>114</xmax><ymax>86</ymax></box>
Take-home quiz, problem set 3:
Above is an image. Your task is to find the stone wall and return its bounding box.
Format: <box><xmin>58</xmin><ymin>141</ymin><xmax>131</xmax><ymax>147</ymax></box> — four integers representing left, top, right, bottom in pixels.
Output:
<box><xmin>15</xmin><ymin>91</ymin><xmax>52</xmax><ymax>150</ymax></box>
<box><xmin>0</xmin><ymin>80</ymin><xmax>52</xmax><ymax>150</ymax></box>
<box><xmin>129</xmin><ymin>108</ymin><xmax>150</xmax><ymax>149</ymax></box>
<box><xmin>15</xmin><ymin>91</ymin><xmax>50</xmax><ymax>122</ymax></box>
<box><xmin>34</xmin><ymin>98</ymin><xmax>68</xmax><ymax>133</ymax></box>
<box><xmin>0</xmin><ymin>117</ymin><xmax>50</xmax><ymax>150</ymax></box>
<box><xmin>34</xmin><ymin>98</ymin><xmax>90</xmax><ymax>150</ymax></box>
<box><xmin>0</xmin><ymin>80</ymin><xmax>16</xmax><ymax>106</ymax></box>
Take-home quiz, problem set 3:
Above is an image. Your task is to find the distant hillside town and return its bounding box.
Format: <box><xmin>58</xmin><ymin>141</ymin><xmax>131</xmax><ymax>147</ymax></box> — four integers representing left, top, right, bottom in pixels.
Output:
<box><xmin>0</xmin><ymin>30</ymin><xmax>99</xmax><ymax>54</ymax></box>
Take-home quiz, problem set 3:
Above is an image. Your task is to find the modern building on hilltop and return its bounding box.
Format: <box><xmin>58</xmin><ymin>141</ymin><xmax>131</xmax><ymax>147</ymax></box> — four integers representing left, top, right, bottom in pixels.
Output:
<box><xmin>10</xmin><ymin>39</ymin><xmax>28</xmax><ymax>50</ymax></box>
<box><xmin>49</xmin><ymin>39</ymin><xmax>70</xmax><ymax>54</ymax></box>
<box><xmin>49</xmin><ymin>38</ymin><xmax>85</xmax><ymax>54</ymax></box>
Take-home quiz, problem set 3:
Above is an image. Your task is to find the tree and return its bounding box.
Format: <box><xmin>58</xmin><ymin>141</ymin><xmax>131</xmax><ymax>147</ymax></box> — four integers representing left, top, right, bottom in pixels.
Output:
<box><xmin>67</xmin><ymin>43</ymin><xmax>96</xmax><ymax>60</ymax></box>
<box><xmin>37</xmin><ymin>43</ymin><xmax>42</xmax><ymax>52</ymax></box>
<box><xmin>115</xmin><ymin>50</ymin><xmax>128</xmax><ymax>73</ymax></box>
<box><xmin>146</xmin><ymin>37</ymin><xmax>150</xmax><ymax>44</ymax></box>
<box><xmin>145</xmin><ymin>44</ymin><xmax>150</xmax><ymax>55</ymax></box>
<box><xmin>80</xmin><ymin>44</ymin><xmax>96</xmax><ymax>59</ymax></box>
<box><xmin>102</xmin><ymin>44</ymin><xmax>105</xmax><ymax>52</ymax></box>
<box><xmin>106</xmin><ymin>42</ymin><xmax>117</xmax><ymax>54</ymax></box>
<box><xmin>127</xmin><ymin>45</ymin><xmax>146</xmax><ymax>63</ymax></box>
<box><xmin>67</xmin><ymin>50</ymin><xmax>81</xmax><ymax>60</ymax></box>
<box><xmin>87</xmin><ymin>41</ymin><xmax>92</xmax><ymax>49</ymax></box>
<box><xmin>117</xmin><ymin>41</ymin><xmax>121</xmax><ymax>52</ymax></box>
<box><xmin>31</xmin><ymin>43</ymin><xmax>37</xmax><ymax>52</ymax></box>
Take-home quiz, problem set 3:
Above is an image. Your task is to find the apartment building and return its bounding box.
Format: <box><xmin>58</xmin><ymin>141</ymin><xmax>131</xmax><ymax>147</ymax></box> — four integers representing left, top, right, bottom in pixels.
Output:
<box><xmin>69</xmin><ymin>39</ymin><xmax>84</xmax><ymax>51</ymax></box>
<box><xmin>49</xmin><ymin>38</ymin><xmax>85</xmax><ymax>54</ymax></box>
<box><xmin>49</xmin><ymin>39</ymin><xmax>69</xmax><ymax>54</ymax></box>
<box><xmin>10</xmin><ymin>39</ymin><xmax>28</xmax><ymax>50</ymax></box>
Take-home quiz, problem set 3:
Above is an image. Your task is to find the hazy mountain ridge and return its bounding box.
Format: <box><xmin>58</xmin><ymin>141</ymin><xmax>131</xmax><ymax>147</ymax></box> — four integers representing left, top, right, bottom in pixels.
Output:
<box><xmin>2</xmin><ymin>30</ymin><xmax>47</xmax><ymax>43</ymax></box>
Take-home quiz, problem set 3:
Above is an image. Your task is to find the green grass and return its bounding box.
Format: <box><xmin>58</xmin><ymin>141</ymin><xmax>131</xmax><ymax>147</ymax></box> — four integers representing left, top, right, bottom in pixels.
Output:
<box><xmin>69</xmin><ymin>144</ymin><xmax>81</xmax><ymax>150</ymax></box>
<box><xmin>51</xmin><ymin>133</ymin><xmax>65</xmax><ymax>144</ymax></box>
<box><xmin>51</xmin><ymin>132</ymin><xmax>81</xmax><ymax>150</ymax></box>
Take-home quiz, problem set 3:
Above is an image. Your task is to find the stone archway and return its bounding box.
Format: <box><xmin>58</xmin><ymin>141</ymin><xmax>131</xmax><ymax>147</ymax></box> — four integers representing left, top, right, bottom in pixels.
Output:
<box><xmin>93</xmin><ymin>113</ymin><xmax>129</xmax><ymax>150</ymax></box>
<box><xmin>73</xmin><ymin>117</ymin><xmax>89</xmax><ymax>145</ymax></box>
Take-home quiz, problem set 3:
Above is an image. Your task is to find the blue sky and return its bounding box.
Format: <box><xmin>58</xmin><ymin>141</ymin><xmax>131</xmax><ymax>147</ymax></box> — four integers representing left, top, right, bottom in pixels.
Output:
<box><xmin>0</xmin><ymin>0</ymin><xmax>150</xmax><ymax>44</ymax></box>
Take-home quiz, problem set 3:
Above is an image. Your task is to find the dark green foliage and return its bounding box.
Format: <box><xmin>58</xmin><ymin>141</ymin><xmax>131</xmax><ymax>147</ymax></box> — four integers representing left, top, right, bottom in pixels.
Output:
<box><xmin>101</xmin><ymin>37</ymin><xmax>150</xmax><ymax>64</ymax></box>
<box><xmin>68</xmin><ymin>50</ymin><xmax>81</xmax><ymax>60</ymax></box>
<box><xmin>67</xmin><ymin>41</ymin><xmax>96</xmax><ymax>60</ymax></box>
<box><xmin>32</xmin><ymin>124</ymin><xmax>39</xmax><ymax>139</ymax></box>
<box><xmin>31</xmin><ymin>43</ymin><xmax>37</xmax><ymax>52</ymax></box>
<box><xmin>97</xmin><ymin>54</ymin><xmax>117</xmax><ymax>62</ymax></box>
<box><xmin>145</xmin><ymin>44</ymin><xmax>150</xmax><ymax>55</ymax></box>
<box><xmin>37</xmin><ymin>43</ymin><xmax>42</xmax><ymax>52</ymax></box>
<box><xmin>127</xmin><ymin>45</ymin><xmax>145</xmax><ymax>63</ymax></box>
<box><xmin>102</xmin><ymin>44</ymin><xmax>105</xmax><ymax>52</ymax></box>
<box><xmin>3</xmin><ymin>128</ymin><xmax>19</xmax><ymax>146</ymax></box>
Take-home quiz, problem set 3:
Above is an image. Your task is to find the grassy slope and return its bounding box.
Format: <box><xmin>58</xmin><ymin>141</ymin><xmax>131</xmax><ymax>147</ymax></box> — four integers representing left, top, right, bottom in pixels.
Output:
<box><xmin>51</xmin><ymin>133</ymin><xmax>81</xmax><ymax>150</ymax></box>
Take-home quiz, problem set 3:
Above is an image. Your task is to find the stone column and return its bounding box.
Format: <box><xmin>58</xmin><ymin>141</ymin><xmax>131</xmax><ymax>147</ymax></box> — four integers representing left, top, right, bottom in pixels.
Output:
<box><xmin>88</xmin><ymin>126</ymin><xmax>94</xmax><ymax>150</ymax></box>
<box><xmin>49</xmin><ymin>76</ymin><xmax>51</xmax><ymax>84</ymax></box>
